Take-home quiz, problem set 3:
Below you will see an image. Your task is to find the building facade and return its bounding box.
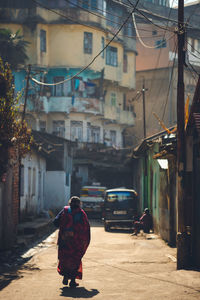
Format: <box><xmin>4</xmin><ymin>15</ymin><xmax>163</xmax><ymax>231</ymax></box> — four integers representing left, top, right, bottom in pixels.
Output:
<box><xmin>0</xmin><ymin>0</ymin><xmax>137</xmax><ymax>187</ymax></box>
<box><xmin>126</xmin><ymin>1</ymin><xmax>200</xmax><ymax>146</ymax></box>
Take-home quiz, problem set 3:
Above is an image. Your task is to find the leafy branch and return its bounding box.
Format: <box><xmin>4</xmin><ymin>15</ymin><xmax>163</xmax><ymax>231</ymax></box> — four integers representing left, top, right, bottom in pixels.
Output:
<box><xmin>0</xmin><ymin>59</ymin><xmax>32</xmax><ymax>177</ymax></box>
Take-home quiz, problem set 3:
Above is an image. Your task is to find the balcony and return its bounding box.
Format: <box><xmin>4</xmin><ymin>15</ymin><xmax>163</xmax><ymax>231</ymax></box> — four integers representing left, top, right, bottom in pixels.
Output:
<box><xmin>48</xmin><ymin>96</ymin><xmax>103</xmax><ymax>115</ymax></box>
<box><xmin>36</xmin><ymin>6</ymin><xmax>106</xmax><ymax>30</ymax></box>
<box><xmin>103</xmin><ymin>105</ymin><xmax>135</xmax><ymax>126</ymax></box>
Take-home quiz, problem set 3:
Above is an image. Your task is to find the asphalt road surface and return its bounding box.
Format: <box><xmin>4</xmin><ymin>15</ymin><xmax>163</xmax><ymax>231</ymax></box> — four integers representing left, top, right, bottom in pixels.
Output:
<box><xmin>0</xmin><ymin>219</ymin><xmax>200</xmax><ymax>300</ymax></box>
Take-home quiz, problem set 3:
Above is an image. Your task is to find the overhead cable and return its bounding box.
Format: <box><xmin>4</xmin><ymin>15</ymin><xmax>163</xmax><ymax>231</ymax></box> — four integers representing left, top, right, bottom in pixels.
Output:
<box><xmin>132</xmin><ymin>12</ymin><xmax>174</xmax><ymax>48</ymax></box>
<box><xmin>31</xmin><ymin>0</ymin><xmax>159</xmax><ymax>41</ymax></box>
<box><xmin>161</xmin><ymin>40</ymin><xmax>178</xmax><ymax>121</ymax></box>
<box><xmin>31</xmin><ymin>0</ymin><xmax>141</xmax><ymax>86</ymax></box>
<box><xmin>64</xmin><ymin>0</ymin><xmax>169</xmax><ymax>37</ymax></box>
<box><xmin>112</xmin><ymin>0</ymin><xmax>175</xmax><ymax>33</ymax></box>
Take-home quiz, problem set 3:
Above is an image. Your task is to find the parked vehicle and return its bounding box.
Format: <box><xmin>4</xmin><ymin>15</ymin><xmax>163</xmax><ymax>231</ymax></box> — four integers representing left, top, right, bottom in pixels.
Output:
<box><xmin>102</xmin><ymin>188</ymin><xmax>138</xmax><ymax>231</ymax></box>
<box><xmin>80</xmin><ymin>185</ymin><xmax>107</xmax><ymax>217</ymax></box>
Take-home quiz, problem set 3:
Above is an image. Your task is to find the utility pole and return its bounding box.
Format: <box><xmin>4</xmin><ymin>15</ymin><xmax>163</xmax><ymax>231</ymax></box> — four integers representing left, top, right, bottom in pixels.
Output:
<box><xmin>142</xmin><ymin>78</ymin><xmax>147</xmax><ymax>139</ymax></box>
<box><xmin>176</xmin><ymin>0</ymin><xmax>190</xmax><ymax>269</ymax></box>
<box><xmin>141</xmin><ymin>78</ymin><xmax>148</xmax><ymax>209</ymax></box>
<box><xmin>22</xmin><ymin>64</ymin><xmax>31</xmax><ymax>121</ymax></box>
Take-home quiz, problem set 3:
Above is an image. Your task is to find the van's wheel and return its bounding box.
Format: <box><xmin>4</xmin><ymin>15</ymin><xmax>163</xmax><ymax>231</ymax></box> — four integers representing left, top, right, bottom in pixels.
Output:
<box><xmin>104</xmin><ymin>222</ymin><xmax>110</xmax><ymax>232</ymax></box>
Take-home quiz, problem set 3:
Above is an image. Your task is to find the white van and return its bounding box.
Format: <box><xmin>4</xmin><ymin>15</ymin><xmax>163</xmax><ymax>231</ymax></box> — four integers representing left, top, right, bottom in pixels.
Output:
<box><xmin>80</xmin><ymin>185</ymin><xmax>107</xmax><ymax>216</ymax></box>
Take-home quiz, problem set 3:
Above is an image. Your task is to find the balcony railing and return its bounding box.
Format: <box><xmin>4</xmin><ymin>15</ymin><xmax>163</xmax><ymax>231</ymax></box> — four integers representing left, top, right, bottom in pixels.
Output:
<box><xmin>48</xmin><ymin>96</ymin><xmax>103</xmax><ymax>115</ymax></box>
<box><xmin>103</xmin><ymin>105</ymin><xmax>135</xmax><ymax>126</ymax></box>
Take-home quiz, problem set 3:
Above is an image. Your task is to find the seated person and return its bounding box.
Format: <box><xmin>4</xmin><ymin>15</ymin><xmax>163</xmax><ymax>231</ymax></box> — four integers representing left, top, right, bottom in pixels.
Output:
<box><xmin>132</xmin><ymin>208</ymin><xmax>153</xmax><ymax>235</ymax></box>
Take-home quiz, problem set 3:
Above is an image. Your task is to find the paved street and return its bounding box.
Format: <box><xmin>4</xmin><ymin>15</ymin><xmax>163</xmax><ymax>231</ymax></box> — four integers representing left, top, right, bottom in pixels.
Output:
<box><xmin>0</xmin><ymin>220</ymin><xmax>200</xmax><ymax>300</ymax></box>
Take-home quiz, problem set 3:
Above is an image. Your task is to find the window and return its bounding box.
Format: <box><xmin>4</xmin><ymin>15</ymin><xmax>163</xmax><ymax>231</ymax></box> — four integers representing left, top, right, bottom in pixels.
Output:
<box><xmin>155</xmin><ymin>39</ymin><xmax>166</xmax><ymax>49</ymax></box>
<box><xmin>91</xmin><ymin>0</ymin><xmax>97</xmax><ymax>10</ymax></box>
<box><xmin>70</xmin><ymin>121</ymin><xmax>83</xmax><ymax>141</ymax></box>
<box><xmin>91</xmin><ymin>126</ymin><xmax>100</xmax><ymax>143</ymax></box>
<box><xmin>191</xmin><ymin>38</ymin><xmax>195</xmax><ymax>53</ymax></box>
<box><xmin>106</xmin><ymin>46</ymin><xmax>118</xmax><ymax>66</ymax></box>
<box><xmin>111</xmin><ymin>93</ymin><xmax>116</xmax><ymax>106</ymax></box>
<box><xmin>123</xmin><ymin>94</ymin><xmax>126</xmax><ymax>111</ymax></box>
<box><xmin>198</xmin><ymin>40</ymin><xmax>200</xmax><ymax>52</ymax></box>
<box><xmin>66</xmin><ymin>173</ymin><xmax>69</xmax><ymax>186</ymax></box>
<box><xmin>53</xmin><ymin>120</ymin><xmax>65</xmax><ymax>137</ymax></box>
<box><xmin>123</xmin><ymin>53</ymin><xmax>128</xmax><ymax>73</ymax></box>
<box><xmin>69</xmin><ymin>0</ymin><xmax>78</xmax><ymax>7</ymax></box>
<box><xmin>106</xmin><ymin>3</ymin><xmax>122</xmax><ymax>28</ymax></box>
<box><xmin>152</xmin><ymin>30</ymin><xmax>157</xmax><ymax>36</ymax></box>
<box><xmin>39</xmin><ymin>121</ymin><xmax>46</xmax><ymax>132</ymax></box>
<box><xmin>28</xmin><ymin>167</ymin><xmax>31</xmax><ymax>197</ymax></box>
<box><xmin>79</xmin><ymin>0</ymin><xmax>103</xmax><ymax>12</ymax></box>
<box><xmin>53</xmin><ymin>77</ymin><xmax>71</xmax><ymax>97</ymax></box>
<box><xmin>101</xmin><ymin>37</ymin><xmax>105</xmax><ymax>58</ymax></box>
<box><xmin>32</xmin><ymin>168</ymin><xmax>36</xmax><ymax>196</ymax></box>
<box><xmin>87</xmin><ymin>122</ymin><xmax>92</xmax><ymax>142</ymax></box>
<box><xmin>84</xmin><ymin>32</ymin><xmax>93</xmax><ymax>54</ymax></box>
<box><xmin>53</xmin><ymin>77</ymin><xmax>64</xmax><ymax>96</ymax></box>
<box><xmin>82</xmin><ymin>0</ymin><xmax>89</xmax><ymax>8</ymax></box>
<box><xmin>20</xmin><ymin>165</ymin><xmax>24</xmax><ymax>197</ymax></box>
<box><xmin>40</xmin><ymin>29</ymin><xmax>46</xmax><ymax>52</ymax></box>
<box><xmin>110</xmin><ymin>130</ymin><xmax>116</xmax><ymax>146</ymax></box>
<box><xmin>124</xmin><ymin>21</ymin><xmax>133</xmax><ymax>37</ymax></box>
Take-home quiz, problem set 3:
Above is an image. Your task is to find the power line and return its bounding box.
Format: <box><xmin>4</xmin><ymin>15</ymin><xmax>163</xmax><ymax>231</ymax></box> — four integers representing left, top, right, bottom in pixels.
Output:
<box><xmin>187</xmin><ymin>49</ymin><xmax>200</xmax><ymax>61</ymax></box>
<box><xmin>31</xmin><ymin>0</ymin><xmax>141</xmax><ymax>87</ymax></box>
<box><xmin>141</xmin><ymin>0</ymin><xmax>176</xmax><ymax>124</ymax></box>
<box><xmin>64</xmin><ymin>0</ymin><xmax>176</xmax><ymax>35</ymax></box>
<box><xmin>186</xmin><ymin>63</ymin><xmax>198</xmax><ymax>83</ymax></box>
<box><xmin>112</xmin><ymin>0</ymin><xmax>176</xmax><ymax>32</ymax></box>
<box><xmin>132</xmin><ymin>12</ymin><xmax>174</xmax><ymax>48</ymax></box>
<box><xmin>118</xmin><ymin>0</ymin><xmax>198</xmax><ymax>31</ymax></box>
<box><xmin>31</xmin><ymin>0</ymin><xmax>166</xmax><ymax>40</ymax></box>
<box><xmin>186</xmin><ymin>40</ymin><xmax>200</xmax><ymax>57</ymax></box>
<box><xmin>161</xmin><ymin>41</ymin><xmax>178</xmax><ymax>120</ymax></box>
<box><xmin>187</xmin><ymin>61</ymin><xmax>200</xmax><ymax>76</ymax></box>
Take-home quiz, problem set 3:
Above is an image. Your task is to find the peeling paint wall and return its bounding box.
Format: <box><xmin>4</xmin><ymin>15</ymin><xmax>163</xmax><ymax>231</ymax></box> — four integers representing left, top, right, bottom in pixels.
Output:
<box><xmin>20</xmin><ymin>151</ymin><xmax>46</xmax><ymax>219</ymax></box>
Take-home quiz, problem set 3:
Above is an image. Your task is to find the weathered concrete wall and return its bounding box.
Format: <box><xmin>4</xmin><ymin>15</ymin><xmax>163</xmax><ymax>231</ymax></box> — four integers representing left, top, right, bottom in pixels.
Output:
<box><xmin>20</xmin><ymin>151</ymin><xmax>46</xmax><ymax>219</ymax></box>
<box><xmin>159</xmin><ymin>170</ymin><xmax>170</xmax><ymax>241</ymax></box>
<box><xmin>45</xmin><ymin>171</ymin><xmax>71</xmax><ymax>211</ymax></box>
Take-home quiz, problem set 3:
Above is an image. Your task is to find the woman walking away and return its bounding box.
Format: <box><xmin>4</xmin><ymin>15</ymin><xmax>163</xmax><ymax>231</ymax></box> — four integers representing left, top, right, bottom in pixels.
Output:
<box><xmin>53</xmin><ymin>196</ymin><xmax>90</xmax><ymax>288</ymax></box>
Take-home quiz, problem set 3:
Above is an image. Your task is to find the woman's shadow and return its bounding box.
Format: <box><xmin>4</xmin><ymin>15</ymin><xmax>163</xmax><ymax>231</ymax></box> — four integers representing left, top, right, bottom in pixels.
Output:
<box><xmin>60</xmin><ymin>287</ymin><xmax>99</xmax><ymax>298</ymax></box>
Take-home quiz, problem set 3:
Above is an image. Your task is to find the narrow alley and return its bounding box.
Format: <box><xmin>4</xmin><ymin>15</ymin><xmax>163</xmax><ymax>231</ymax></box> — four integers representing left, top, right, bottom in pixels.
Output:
<box><xmin>0</xmin><ymin>220</ymin><xmax>200</xmax><ymax>300</ymax></box>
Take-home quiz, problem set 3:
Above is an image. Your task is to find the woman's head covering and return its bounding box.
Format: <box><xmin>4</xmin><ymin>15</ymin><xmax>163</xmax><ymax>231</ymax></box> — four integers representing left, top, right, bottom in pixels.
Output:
<box><xmin>144</xmin><ymin>208</ymin><xmax>149</xmax><ymax>214</ymax></box>
<box><xmin>69</xmin><ymin>196</ymin><xmax>81</xmax><ymax>209</ymax></box>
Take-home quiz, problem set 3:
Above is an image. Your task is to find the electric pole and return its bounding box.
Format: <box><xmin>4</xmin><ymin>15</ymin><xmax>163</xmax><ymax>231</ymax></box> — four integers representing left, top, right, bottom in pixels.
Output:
<box><xmin>142</xmin><ymin>78</ymin><xmax>147</xmax><ymax>139</ymax></box>
<box><xmin>176</xmin><ymin>0</ymin><xmax>190</xmax><ymax>269</ymax></box>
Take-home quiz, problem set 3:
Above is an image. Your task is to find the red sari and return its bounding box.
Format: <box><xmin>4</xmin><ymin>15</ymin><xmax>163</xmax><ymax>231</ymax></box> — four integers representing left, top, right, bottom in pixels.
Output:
<box><xmin>55</xmin><ymin>206</ymin><xmax>90</xmax><ymax>279</ymax></box>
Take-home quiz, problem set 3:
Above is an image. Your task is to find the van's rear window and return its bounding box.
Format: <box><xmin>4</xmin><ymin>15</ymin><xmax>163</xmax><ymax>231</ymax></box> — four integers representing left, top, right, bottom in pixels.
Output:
<box><xmin>107</xmin><ymin>191</ymin><xmax>135</xmax><ymax>202</ymax></box>
<box><xmin>81</xmin><ymin>188</ymin><xmax>105</xmax><ymax>197</ymax></box>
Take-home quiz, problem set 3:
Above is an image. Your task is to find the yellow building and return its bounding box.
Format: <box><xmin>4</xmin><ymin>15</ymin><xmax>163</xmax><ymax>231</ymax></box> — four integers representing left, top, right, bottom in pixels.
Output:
<box><xmin>0</xmin><ymin>0</ymin><xmax>136</xmax><ymax>149</ymax></box>
<box><xmin>0</xmin><ymin>0</ymin><xmax>138</xmax><ymax>188</ymax></box>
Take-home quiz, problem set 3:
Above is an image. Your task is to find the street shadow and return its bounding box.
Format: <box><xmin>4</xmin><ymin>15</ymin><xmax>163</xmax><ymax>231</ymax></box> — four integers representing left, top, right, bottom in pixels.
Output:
<box><xmin>0</xmin><ymin>273</ymin><xmax>21</xmax><ymax>290</ymax></box>
<box><xmin>60</xmin><ymin>286</ymin><xmax>99</xmax><ymax>298</ymax></box>
<box><xmin>0</xmin><ymin>256</ymin><xmax>32</xmax><ymax>291</ymax></box>
<box><xmin>109</xmin><ymin>228</ymin><xmax>133</xmax><ymax>234</ymax></box>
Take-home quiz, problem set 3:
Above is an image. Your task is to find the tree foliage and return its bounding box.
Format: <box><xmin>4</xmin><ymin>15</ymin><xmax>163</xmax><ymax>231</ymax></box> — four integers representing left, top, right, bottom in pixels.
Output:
<box><xmin>0</xmin><ymin>59</ymin><xmax>32</xmax><ymax>177</ymax></box>
<box><xmin>0</xmin><ymin>28</ymin><xmax>29</xmax><ymax>69</ymax></box>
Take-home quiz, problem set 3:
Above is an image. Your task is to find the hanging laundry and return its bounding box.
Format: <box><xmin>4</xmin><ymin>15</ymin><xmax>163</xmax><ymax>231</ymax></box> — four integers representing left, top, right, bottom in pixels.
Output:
<box><xmin>75</xmin><ymin>79</ymin><xmax>80</xmax><ymax>90</ymax></box>
<box><xmin>79</xmin><ymin>80</ymin><xmax>85</xmax><ymax>92</ymax></box>
<box><xmin>85</xmin><ymin>82</ymin><xmax>96</xmax><ymax>96</ymax></box>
